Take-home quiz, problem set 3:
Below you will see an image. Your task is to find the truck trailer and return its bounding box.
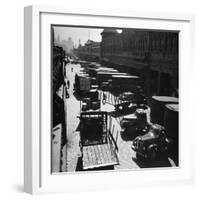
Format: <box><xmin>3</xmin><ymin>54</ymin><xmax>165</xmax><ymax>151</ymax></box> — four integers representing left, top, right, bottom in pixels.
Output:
<box><xmin>79</xmin><ymin>111</ymin><xmax>119</xmax><ymax>170</ymax></box>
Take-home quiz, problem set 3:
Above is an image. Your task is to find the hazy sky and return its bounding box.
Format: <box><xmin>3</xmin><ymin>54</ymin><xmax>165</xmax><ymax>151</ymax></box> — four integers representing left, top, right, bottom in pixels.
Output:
<box><xmin>53</xmin><ymin>26</ymin><xmax>103</xmax><ymax>47</ymax></box>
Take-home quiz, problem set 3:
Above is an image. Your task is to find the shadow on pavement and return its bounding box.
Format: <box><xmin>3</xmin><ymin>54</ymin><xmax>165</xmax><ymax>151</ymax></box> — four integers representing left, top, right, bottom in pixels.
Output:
<box><xmin>76</xmin><ymin>157</ymin><xmax>83</xmax><ymax>171</ymax></box>
<box><xmin>75</xmin><ymin>121</ymin><xmax>81</xmax><ymax>132</ymax></box>
<box><xmin>132</xmin><ymin>155</ymin><xmax>172</xmax><ymax>168</ymax></box>
<box><xmin>73</xmin><ymin>91</ymin><xmax>82</xmax><ymax>101</ymax></box>
<box><xmin>120</xmin><ymin>132</ymin><xmax>136</xmax><ymax>141</ymax></box>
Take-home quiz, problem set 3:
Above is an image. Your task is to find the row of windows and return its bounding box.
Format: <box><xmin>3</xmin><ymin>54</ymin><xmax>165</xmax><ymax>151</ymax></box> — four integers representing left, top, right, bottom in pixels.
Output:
<box><xmin>102</xmin><ymin>33</ymin><xmax>178</xmax><ymax>53</ymax></box>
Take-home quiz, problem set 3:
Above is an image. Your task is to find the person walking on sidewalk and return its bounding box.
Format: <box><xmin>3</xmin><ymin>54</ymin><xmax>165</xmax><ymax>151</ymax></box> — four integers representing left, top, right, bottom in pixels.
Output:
<box><xmin>102</xmin><ymin>92</ymin><xmax>106</xmax><ymax>104</ymax></box>
<box><xmin>67</xmin><ymin>80</ymin><xmax>70</xmax><ymax>89</ymax></box>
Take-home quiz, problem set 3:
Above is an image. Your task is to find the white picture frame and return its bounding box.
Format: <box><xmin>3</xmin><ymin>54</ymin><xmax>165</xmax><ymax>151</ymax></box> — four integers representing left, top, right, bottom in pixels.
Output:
<box><xmin>24</xmin><ymin>5</ymin><xmax>195</xmax><ymax>194</ymax></box>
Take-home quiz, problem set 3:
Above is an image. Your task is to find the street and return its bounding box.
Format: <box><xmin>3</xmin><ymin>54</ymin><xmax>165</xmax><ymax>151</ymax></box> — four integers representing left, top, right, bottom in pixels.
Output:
<box><xmin>61</xmin><ymin>62</ymin><xmax>174</xmax><ymax>172</ymax></box>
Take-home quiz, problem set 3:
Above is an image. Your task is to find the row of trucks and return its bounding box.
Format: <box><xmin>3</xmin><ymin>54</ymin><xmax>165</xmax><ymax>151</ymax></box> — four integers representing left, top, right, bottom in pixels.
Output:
<box><xmin>120</xmin><ymin>96</ymin><xmax>179</xmax><ymax>164</ymax></box>
<box><xmin>101</xmin><ymin>75</ymin><xmax>147</xmax><ymax>113</ymax></box>
<box><xmin>76</xmin><ymin>61</ymin><xmax>179</xmax><ymax>168</ymax></box>
<box><xmin>74</xmin><ymin>62</ymin><xmax>147</xmax><ymax>113</ymax></box>
<box><xmin>74</xmin><ymin>71</ymin><xmax>101</xmax><ymax>111</ymax></box>
<box><xmin>76</xmin><ymin>61</ymin><xmax>179</xmax><ymax>165</ymax></box>
<box><xmin>81</xmin><ymin>62</ymin><xmax>142</xmax><ymax>93</ymax></box>
<box><xmin>75</xmin><ymin>61</ymin><xmax>147</xmax><ymax>170</ymax></box>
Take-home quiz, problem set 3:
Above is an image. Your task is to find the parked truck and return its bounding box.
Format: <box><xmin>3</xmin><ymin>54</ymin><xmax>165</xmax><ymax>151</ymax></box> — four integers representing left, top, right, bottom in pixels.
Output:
<box><xmin>149</xmin><ymin>96</ymin><xmax>178</xmax><ymax>125</ymax></box>
<box><xmin>111</xmin><ymin>75</ymin><xmax>141</xmax><ymax>94</ymax></box>
<box><xmin>131</xmin><ymin>124</ymin><xmax>174</xmax><ymax>161</ymax></box>
<box><xmin>164</xmin><ymin>104</ymin><xmax>179</xmax><ymax>165</ymax></box>
<box><xmin>79</xmin><ymin>111</ymin><xmax>119</xmax><ymax>170</ymax></box>
<box><xmin>81</xmin><ymin>89</ymin><xmax>100</xmax><ymax>111</ymax></box>
<box><xmin>131</xmin><ymin>104</ymin><xmax>178</xmax><ymax>163</ymax></box>
<box><xmin>120</xmin><ymin>109</ymin><xmax>149</xmax><ymax>140</ymax></box>
<box><xmin>74</xmin><ymin>73</ymin><xmax>91</xmax><ymax>95</ymax></box>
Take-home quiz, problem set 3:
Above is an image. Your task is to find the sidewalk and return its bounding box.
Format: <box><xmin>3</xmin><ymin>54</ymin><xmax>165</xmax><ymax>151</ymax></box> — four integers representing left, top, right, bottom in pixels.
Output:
<box><xmin>62</xmin><ymin>63</ymin><xmax>82</xmax><ymax>172</ymax></box>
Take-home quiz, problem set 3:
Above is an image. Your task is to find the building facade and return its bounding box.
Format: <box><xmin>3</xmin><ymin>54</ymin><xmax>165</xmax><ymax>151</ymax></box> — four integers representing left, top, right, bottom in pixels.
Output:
<box><xmin>101</xmin><ymin>29</ymin><xmax>178</xmax><ymax>96</ymax></box>
<box><xmin>75</xmin><ymin>40</ymin><xmax>101</xmax><ymax>61</ymax></box>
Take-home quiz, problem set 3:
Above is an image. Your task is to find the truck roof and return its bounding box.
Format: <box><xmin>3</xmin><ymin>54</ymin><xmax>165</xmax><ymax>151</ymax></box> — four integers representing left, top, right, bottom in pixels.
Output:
<box><xmin>96</xmin><ymin>67</ymin><xmax>118</xmax><ymax>72</ymax></box>
<box><xmin>97</xmin><ymin>72</ymin><xmax>127</xmax><ymax>75</ymax></box>
<box><xmin>165</xmin><ymin>104</ymin><xmax>179</xmax><ymax>112</ymax></box>
<box><xmin>111</xmin><ymin>75</ymin><xmax>140</xmax><ymax>79</ymax></box>
<box><xmin>152</xmin><ymin>96</ymin><xmax>178</xmax><ymax>103</ymax></box>
<box><xmin>123</xmin><ymin>113</ymin><xmax>137</xmax><ymax>119</ymax></box>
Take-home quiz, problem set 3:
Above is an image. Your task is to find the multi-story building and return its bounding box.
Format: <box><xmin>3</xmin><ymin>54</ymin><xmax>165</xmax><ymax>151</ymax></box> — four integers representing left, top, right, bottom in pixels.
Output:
<box><xmin>62</xmin><ymin>37</ymin><xmax>74</xmax><ymax>54</ymax></box>
<box><xmin>75</xmin><ymin>40</ymin><xmax>101</xmax><ymax>61</ymax></box>
<box><xmin>51</xmin><ymin>44</ymin><xmax>67</xmax><ymax>172</ymax></box>
<box><xmin>101</xmin><ymin>28</ymin><xmax>178</xmax><ymax>96</ymax></box>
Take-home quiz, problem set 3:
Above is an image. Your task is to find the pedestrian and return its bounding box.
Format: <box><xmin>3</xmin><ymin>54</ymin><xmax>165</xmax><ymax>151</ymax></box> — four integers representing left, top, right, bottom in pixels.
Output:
<box><xmin>102</xmin><ymin>92</ymin><xmax>106</xmax><ymax>104</ymax></box>
<box><xmin>65</xmin><ymin>88</ymin><xmax>69</xmax><ymax>98</ymax></box>
<box><xmin>67</xmin><ymin>80</ymin><xmax>70</xmax><ymax>89</ymax></box>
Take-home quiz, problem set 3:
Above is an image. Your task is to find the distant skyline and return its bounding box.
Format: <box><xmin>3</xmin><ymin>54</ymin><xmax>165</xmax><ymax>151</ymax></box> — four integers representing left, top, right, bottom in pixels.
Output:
<box><xmin>53</xmin><ymin>26</ymin><xmax>103</xmax><ymax>47</ymax></box>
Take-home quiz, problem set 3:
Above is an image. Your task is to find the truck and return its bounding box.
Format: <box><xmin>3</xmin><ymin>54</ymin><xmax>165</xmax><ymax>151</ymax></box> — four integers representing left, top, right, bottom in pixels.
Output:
<box><xmin>114</xmin><ymin>100</ymin><xmax>148</xmax><ymax>113</ymax></box>
<box><xmin>131</xmin><ymin>124</ymin><xmax>174</xmax><ymax>161</ymax></box>
<box><xmin>120</xmin><ymin>109</ymin><xmax>149</xmax><ymax>140</ymax></box>
<box><xmin>118</xmin><ymin>89</ymin><xmax>147</xmax><ymax>104</ymax></box>
<box><xmin>81</xmin><ymin>89</ymin><xmax>100</xmax><ymax>111</ymax></box>
<box><xmin>111</xmin><ymin>75</ymin><xmax>141</xmax><ymax>93</ymax></box>
<box><xmin>74</xmin><ymin>73</ymin><xmax>91</xmax><ymax>95</ymax></box>
<box><xmin>164</xmin><ymin>104</ymin><xmax>179</xmax><ymax>165</ymax></box>
<box><xmin>79</xmin><ymin>111</ymin><xmax>119</xmax><ymax>170</ymax></box>
<box><xmin>149</xmin><ymin>96</ymin><xmax>178</xmax><ymax>125</ymax></box>
<box><xmin>114</xmin><ymin>87</ymin><xmax>147</xmax><ymax>113</ymax></box>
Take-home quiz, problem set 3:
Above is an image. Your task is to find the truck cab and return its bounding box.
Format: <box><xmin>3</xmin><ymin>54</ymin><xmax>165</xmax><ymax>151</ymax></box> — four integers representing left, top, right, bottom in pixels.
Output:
<box><xmin>131</xmin><ymin>124</ymin><xmax>173</xmax><ymax>160</ymax></box>
<box><xmin>81</xmin><ymin>89</ymin><xmax>100</xmax><ymax>111</ymax></box>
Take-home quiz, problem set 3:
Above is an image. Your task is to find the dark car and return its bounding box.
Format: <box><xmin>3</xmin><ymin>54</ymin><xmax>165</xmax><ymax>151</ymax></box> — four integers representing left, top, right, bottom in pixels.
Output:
<box><xmin>131</xmin><ymin>124</ymin><xmax>174</xmax><ymax>160</ymax></box>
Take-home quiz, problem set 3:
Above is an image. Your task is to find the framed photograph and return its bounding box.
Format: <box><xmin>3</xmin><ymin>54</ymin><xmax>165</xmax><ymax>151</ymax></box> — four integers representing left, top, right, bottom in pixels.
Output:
<box><xmin>24</xmin><ymin>5</ymin><xmax>195</xmax><ymax>194</ymax></box>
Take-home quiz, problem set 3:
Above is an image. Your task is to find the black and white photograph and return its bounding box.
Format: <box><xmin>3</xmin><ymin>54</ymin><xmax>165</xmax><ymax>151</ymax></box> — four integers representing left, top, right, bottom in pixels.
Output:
<box><xmin>51</xmin><ymin>25</ymin><xmax>179</xmax><ymax>173</ymax></box>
